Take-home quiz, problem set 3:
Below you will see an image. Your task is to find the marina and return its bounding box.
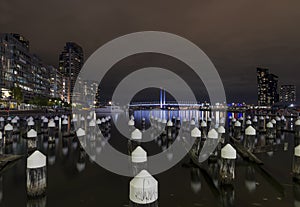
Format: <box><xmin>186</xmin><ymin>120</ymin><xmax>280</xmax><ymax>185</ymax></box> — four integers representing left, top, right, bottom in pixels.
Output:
<box><xmin>0</xmin><ymin>109</ymin><xmax>298</xmax><ymax>206</ymax></box>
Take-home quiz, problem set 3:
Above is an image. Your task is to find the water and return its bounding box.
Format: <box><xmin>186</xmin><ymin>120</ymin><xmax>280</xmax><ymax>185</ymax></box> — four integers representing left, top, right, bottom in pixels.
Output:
<box><xmin>0</xmin><ymin>110</ymin><xmax>297</xmax><ymax>206</ymax></box>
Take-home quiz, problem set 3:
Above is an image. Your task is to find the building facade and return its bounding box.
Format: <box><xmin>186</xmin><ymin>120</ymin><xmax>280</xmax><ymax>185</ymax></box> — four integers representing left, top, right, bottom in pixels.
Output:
<box><xmin>59</xmin><ymin>42</ymin><xmax>84</xmax><ymax>103</ymax></box>
<box><xmin>0</xmin><ymin>33</ymin><xmax>53</xmax><ymax>105</ymax></box>
<box><xmin>280</xmin><ymin>85</ymin><xmax>296</xmax><ymax>104</ymax></box>
<box><xmin>49</xmin><ymin>66</ymin><xmax>64</xmax><ymax>100</ymax></box>
<box><xmin>257</xmin><ymin>68</ymin><xmax>279</xmax><ymax>106</ymax></box>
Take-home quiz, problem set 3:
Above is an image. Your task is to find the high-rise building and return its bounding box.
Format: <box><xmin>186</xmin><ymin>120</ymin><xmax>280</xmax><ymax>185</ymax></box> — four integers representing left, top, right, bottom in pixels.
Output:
<box><xmin>0</xmin><ymin>33</ymin><xmax>52</xmax><ymax>105</ymax></box>
<box><xmin>267</xmin><ymin>73</ymin><xmax>279</xmax><ymax>105</ymax></box>
<box><xmin>280</xmin><ymin>85</ymin><xmax>296</xmax><ymax>104</ymax></box>
<box><xmin>49</xmin><ymin>66</ymin><xmax>64</xmax><ymax>100</ymax></box>
<box><xmin>59</xmin><ymin>42</ymin><xmax>84</xmax><ymax>103</ymax></box>
<box><xmin>257</xmin><ymin>68</ymin><xmax>279</xmax><ymax>106</ymax></box>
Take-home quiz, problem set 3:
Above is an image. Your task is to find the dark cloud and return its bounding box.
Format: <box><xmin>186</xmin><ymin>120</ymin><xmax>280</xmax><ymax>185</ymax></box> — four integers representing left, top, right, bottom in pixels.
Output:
<box><xmin>1</xmin><ymin>0</ymin><xmax>300</xmax><ymax>103</ymax></box>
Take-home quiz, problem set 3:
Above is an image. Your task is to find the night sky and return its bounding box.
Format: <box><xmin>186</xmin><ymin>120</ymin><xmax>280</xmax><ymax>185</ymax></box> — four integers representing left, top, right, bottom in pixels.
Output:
<box><xmin>1</xmin><ymin>0</ymin><xmax>300</xmax><ymax>104</ymax></box>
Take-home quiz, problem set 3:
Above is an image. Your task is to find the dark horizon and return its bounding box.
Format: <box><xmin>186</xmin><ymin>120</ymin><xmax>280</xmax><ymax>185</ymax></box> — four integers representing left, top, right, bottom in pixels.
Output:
<box><xmin>1</xmin><ymin>0</ymin><xmax>299</xmax><ymax>104</ymax></box>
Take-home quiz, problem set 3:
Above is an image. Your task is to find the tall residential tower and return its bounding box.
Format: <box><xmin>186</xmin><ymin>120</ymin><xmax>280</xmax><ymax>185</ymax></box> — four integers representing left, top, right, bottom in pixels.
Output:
<box><xmin>59</xmin><ymin>42</ymin><xmax>84</xmax><ymax>103</ymax></box>
<box><xmin>257</xmin><ymin>68</ymin><xmax>279</xmax><ymax>106</ymax></box>
<box><xmin>280</xmin><ymin>85</ymin><xmax>296</xmax><ymax>104</ymax></box>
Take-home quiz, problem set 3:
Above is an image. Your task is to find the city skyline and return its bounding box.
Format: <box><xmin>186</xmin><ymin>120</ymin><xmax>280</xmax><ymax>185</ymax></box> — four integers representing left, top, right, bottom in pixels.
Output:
<box><xmin>1</xmin><ymin>1</ymin><xmax>300</xmax><ymax>104</ymax></box>
<box><xmin>0</xmin><ymin>32</ymin><xmax>297</xmax><ymax>106</ymax></box>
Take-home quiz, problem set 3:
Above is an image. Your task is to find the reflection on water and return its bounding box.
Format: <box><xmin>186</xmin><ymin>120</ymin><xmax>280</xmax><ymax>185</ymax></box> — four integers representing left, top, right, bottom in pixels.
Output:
<box><xmin>0</xmin><ymin>110</ymin><xmax>298</xmax><ymax>206</ymax></box>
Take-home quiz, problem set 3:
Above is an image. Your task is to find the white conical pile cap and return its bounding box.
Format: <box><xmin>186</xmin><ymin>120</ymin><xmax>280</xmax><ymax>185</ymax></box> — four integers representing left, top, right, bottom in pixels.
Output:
<box><xmin>239</xmin><ymin>117</ymin><xmax>244</xmax><ymax>121</ymax></box>
<box><xmin>80</xmin><ymin>117</ymin><xmax>85</xmax><ymax>121</ymax></box>
<box><xmin>246</xmin><ymin>120</ymin><xmax>252</xmax><ymax>125</ymax></box>
<box><xmin>177</xmin><ymin>117</ymin><xmax>180</xmax><ymax>121</ymax></box>
<box><xmin>129</xmin><ymin>170</ymin><xmax>158</xmax><ymax>204</ymax></box>
<box><xmin>72</xmin><ymin>117</ymin><xmax>78</xmax><ymax>122</ymax></box>
<box><xmin>87</xmin><ymin>115</ymin><xmax>91</xmax><ymax>120</ymax></box>
<box><xmin>245</xmin><ymin>126</ymin><xmax>256</xmax><ymax>135</ymax></box>
<box><xmin>4</xmin><ymin>123</ymin><xmax>13</xmax><ymax>131</ymax></box>
<box><xmin>142</xmin><ymin>117</ymin><xmax>145</xmax><ymax>121</ymax></box>
<box><xmin>62</xmin><ymin>119</ymin><xmax>68</xmax><ymax>125</ymax></box>
<box><xmin>130</xmin><ymin>115</ymin><xmax>135</xmax><ymax>120</ymax></box>
<box><xmin>201</xmin><ymin>121</ymin><xmax>207</xmax><ymax>127</ymax></box>
<box><xmin>128</xmin><ymin>119</ymin><xmax>135</xmax><ymax>126</ymax></box>
<box><xmin>295</xmin><ymin>119</ymin><xmax>300</xmax><ymax>126</ymax></box>
<box><xmin>28</xmin><ymin>120</ymin><xmax>35</xmax><ymax>126</ymax></box>
<box><xmin>276</xmin><ymin>116</ymin><xmax>281</xmax><ymax>121</ymax></box>
<box><xmin>221</xmin><ymin>144</ymin><xmax>236</xmax><ymax>159</ymax></box>
<box><xmin>54</xmin><ymin>116</ymin><xmax>59</xmax><ymax>121</ymax></box>
<box><xmin>76</xmin><ymin>128</ymin><xmax>86</xmax><ymax>137</ymax></box>
<box><xmin>96</xmin><ymin>119</ymin><xmax>102</xmax><ymax>125</ymax></box>
<box><xmin>218</xmin><ymin>126</ymin><xmax>226</xmax><ymax>134</ymax></box>
<box><xmin>157</xmin><ymin>118</ymin><xmax>162</xmax><ymax>123</ymax></box>
<box><xmin>266</xmin><ymin>115</ymin><xmax>270</xmax><ymax>119</ymax></box>
<box><xmin>229</xmin><ymin>116</ymin><xmax>232</xmax><ymax>119</ymax></box>
<box><xmin>271</xmin><ymin>119</ymin><xmax>276</xmax><ymax>124</ymax></box>
<box><xmin>234</xmin><ymin>121</ymin><xmax>241</xmax><ymax>127</ymax></box>
<box><xmin>131</xmin><ymin>129</ymin><xmax>142</xmax><ymax>140</ymax></box>
<box><xmin>101</xmin><ymin>118</ymin><xmax>106</xmax><ymax>122</ymax></box>
<box><xmin>208</xmin><ymin>129</ymin><xmax>218</xmax><ymax>139</ymax></box>
<box><xmin>162</xmin><ymin>119</ymin><xmax>167</xmax><ymax>124</ymax></box>
<box><xmin>27</xmin><ymin>150</ymin><xmax>46</xmax><ymax>169</ymax></box>
<box><xmin>191</xmin><ymin>127</ymin><xmax>201</xmax><ymax>137</ymax></box>
<box><xmin>295</xmin><ymin>145</ymin><xmax>300</xmax><ymax>157</ymax></box>
<box><xmin>183</xmin><ymin>118</ymin><xmax>187</xmax><ymax>122</ymax></box>
<box><xmin>11</xmin><ymin>118</ymin><xmax>17</xmax><ymax>124</ymax></box>
<box><xmin>106</xmin><ymin>117</ymin><xmax>110</xmax><ymax>121</ymax></box>
<box><xmin>27</xmin><ymin>129</ymin><xmax>37</xmax><ymax>138</ymax></box>
<box><xmin>167</xmin><ymin>120</ymin><xmax>173</xmax><ymax>127</ymax></box>
<box><xmin>232</xmin><ymin>118</ymin><xmax>236</xmax><ymax>122</ymax></box>
<box><xmin>41</xmin><ymin>116</ymin><xmax>45</xmax><ymax>120</ymax></box>
<box><xmin>0</xmin><ymin>117</ymin><xmax>4</xmax><ymax>122</ymax></box>
<box><xmin>89</xmin><ymin>120</ymin><xmax>96</xmax><ymax>127</ymax></box>
<box><xmin>131</xmin><ymin>146</ymin><xmax>147</xmax><ymax>163</ymax></box>
<box><xmin>43</xmin><ymin>118</ymin><xmax>48</xmax><ymax>123</ymax></box>
<box><xmin>190</xmin><ymin>120</ymin><xmax>196</xmax><ymax>125</ymax></box>
<box><xmin>61</xmin><ymin>115</ymin><xmax>65</xmax><ymax>118</ymax></box>
<box><xmin>7</xmin><ymin>117</ymin><xmax>11</xmax><ymax>121</ymax></box>
<box><xmin>281</xmin><ymin>115</ymin><xmax>285</xmax><ymax>120</ymax></box>
<box><xmin>259</xmin><ymin>116</ymin><xmax>264</xmax><ymax>120</ymax></box>
<box><xmin>208</xmin><ymin>117</ymin><xmax>212</xmax><ymax>121</ymax></box>
<box><xmin>247</xmin><ymin>115</ymin><xmax>251</xmax><ymax>120</ymax></box>
<box><xmin>253</xmin><ymin>117</ymin><xmax>258</xmax><ymax>122</ymax></box>
<box><xmin>266</xmin><ymin>122</ymin><xmax>273</xmax><ymax>128</ymax></box>
<box><xmin>48</xmin><ymin>120</ymin><xmax>55</xmax><ymax>128</ymax></box>
<box><xmin>219</xmin><ymin>118</ymin><xmax>225</xmax><ymax>124</ymax></box>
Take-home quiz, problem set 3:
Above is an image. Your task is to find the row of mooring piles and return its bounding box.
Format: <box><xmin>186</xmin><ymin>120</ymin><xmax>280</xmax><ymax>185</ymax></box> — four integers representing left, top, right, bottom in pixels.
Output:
<box><xmin>144</xmin><ymin>115</ymin><xmax>239</xmax><ymax>185</ymax></box>
<box><xmin>228</xmin><ymin>114</ymin><xmax>289</xmax><ymax>136</ymax></box>
<box><xmin>189</xmin><ymin>123</ymin><xmax>237</xmax><ymax>185</ymax></box>
<box><xmin>128</xmin><ymin>115</ymin><xmax>158</xmax><ymax>206</ymax></box>
<box><xmin>73</xmin><ymin>115</ymin><xmax>112</xmax><ymax>170</ymax></box>
<box><xmin>129</xmin><ymin>156</ymin><xmax>158</xmax><ymax>206</ymax></box>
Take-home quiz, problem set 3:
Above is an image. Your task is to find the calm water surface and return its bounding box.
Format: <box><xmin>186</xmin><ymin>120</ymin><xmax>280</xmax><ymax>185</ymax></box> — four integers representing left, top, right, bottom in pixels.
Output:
<box><xmin>0</xmin><ymin>110</ymin><xmax>298</xmax><ymax>207</ymax></box>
